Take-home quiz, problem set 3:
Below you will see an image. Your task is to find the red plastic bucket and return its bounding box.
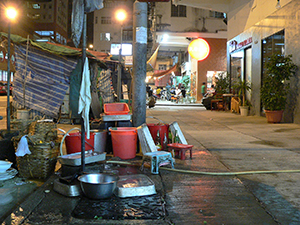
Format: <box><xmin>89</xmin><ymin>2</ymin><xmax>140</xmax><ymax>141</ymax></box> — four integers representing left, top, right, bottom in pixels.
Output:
<box><xmin>109</xmin><ymin>127</ymin><xmax>137</xmax><ymax>159</ymax></box>
<box><xmin>147</xmin><ymin>123</ymin><xmax>169</xmax><ymax>147</ymax></box>
<box><xmin>65</xmin><ymin>132</ymin><xmax>95</xmax><ymax>154</ymax></box>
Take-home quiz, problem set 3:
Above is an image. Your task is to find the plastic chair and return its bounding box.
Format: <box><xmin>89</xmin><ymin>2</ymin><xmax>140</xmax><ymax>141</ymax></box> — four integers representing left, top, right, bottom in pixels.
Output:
<box><xmin>137</xmin><ymin>124</ymin><xmax>174</xmax><ymax>174</ymax></box>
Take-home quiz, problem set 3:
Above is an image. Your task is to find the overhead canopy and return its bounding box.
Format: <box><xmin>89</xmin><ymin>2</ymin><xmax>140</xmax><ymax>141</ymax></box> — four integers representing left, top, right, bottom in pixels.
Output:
<box><xmin>0</xmin><ymin>32</ymin><xmax>111</xmax><ymax>118</ymax></box>
<box><xmin>151</xmin><ymin>64</ymin><xmax>180</xmax><ymax>78</ymax></box>
<box><xmin>0</xmin><ymin>32</ymin><xmax>107</xmax><ymax>69</ymax></box>
<box><xmin>13</xmin><ymin>43</ymin><xmax>78</xmax><ymax>118</ymax></box>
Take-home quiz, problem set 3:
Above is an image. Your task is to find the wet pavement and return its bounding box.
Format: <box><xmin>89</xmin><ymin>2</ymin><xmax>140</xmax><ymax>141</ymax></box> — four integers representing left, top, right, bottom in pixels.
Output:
<box><xmin>2</xmin><ymin>104</ymin><xmax>300</xmax><ymax>224</ymax></box>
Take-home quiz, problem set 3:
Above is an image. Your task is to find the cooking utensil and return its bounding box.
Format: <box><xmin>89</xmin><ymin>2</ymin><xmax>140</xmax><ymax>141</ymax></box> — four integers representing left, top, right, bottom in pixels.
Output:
<box><xmin>78</xmin><ymin>173</ymin><xmax>119</xmax><ymax>199</ymax></box>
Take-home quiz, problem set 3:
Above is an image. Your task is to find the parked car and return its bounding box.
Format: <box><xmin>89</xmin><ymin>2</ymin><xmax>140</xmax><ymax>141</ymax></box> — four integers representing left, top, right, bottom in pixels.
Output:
<box><xmin>0</xmin><ymin>82</ymin><xmax>13</xmax><ymax>95</ymax></box>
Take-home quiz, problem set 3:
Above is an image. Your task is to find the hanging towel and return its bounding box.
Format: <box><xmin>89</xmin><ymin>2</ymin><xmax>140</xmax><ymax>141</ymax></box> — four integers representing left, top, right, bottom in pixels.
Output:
<box><xmin>15</xmin><ymin>135</ymin><xmax>31</xmax><ymax>157</ymax></box>
<box><xmin>78</xmin><ymin>57</ymin><xmax>91</xmax><ymax>139</ymax></box>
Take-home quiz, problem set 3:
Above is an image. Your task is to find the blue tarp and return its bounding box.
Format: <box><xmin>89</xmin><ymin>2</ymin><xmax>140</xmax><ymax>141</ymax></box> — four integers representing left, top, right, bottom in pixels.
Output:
<box><xmin>14</xmin><ymin>44</ymin><xmax>77</xmax><ymax>118</ymax></box>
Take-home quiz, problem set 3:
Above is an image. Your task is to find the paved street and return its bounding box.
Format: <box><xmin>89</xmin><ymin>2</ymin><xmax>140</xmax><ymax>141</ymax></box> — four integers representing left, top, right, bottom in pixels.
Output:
<box><xmin>147</xmin><ymin>104</ymin><xmax>300</xmax><ymax>224</ymax></box>
<box><xmin>2</xmin><ymin>102</ymin><xmax>300</xmax><ymax>224</ymax></box>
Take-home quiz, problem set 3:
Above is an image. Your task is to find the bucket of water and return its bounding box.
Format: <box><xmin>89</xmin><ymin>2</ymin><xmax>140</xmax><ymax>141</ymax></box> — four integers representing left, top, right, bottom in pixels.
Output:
<box><xmin>65</xmin><ymin>132</ymin><xmax>95</xmax><ymax>154</ymax></box>
<box><xmin>109</xmin><ymin>127</ymin><xmax>137</xmax><ymax>159</ymax></box>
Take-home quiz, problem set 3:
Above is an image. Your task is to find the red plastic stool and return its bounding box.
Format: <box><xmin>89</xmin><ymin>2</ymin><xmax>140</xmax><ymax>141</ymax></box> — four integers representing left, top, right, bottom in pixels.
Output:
<box><xmin>167</xmin><ymin>143</ymin><xmax>193</xmax><ymax>160</ymax></box>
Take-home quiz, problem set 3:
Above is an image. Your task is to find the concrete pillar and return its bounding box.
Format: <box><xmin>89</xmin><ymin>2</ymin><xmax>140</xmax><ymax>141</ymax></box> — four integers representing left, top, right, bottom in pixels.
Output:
<box><xmin>132</xmin><ymin>1</ymin><xmax>147</xmax><ymax>127</ymax></box>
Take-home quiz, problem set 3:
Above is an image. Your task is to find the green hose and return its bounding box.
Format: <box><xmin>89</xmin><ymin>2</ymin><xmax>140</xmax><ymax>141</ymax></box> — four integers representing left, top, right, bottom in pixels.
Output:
<box><xmin>106</xmin><ymin>160</ymin><xmax>300</xmax><ymax>176</ymax></box>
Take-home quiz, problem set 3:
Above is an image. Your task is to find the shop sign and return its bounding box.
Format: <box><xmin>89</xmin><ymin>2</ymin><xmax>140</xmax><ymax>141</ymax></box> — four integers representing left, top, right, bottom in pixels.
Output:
<box><xmin>125</xmin><ymin>55</ymin><xmax>133</xmax><ymax>65</ymax></box>
<box><xmin>237</xmin><ymin>37</ymin><xmax>252</xmax><ymax>49</ymax></box>
<box><xmin>229</xmin><ymin>37</ymin><xmax>252</xmax><ymax>53</ymax></box>
<box><xmin>229</xmin><ymin>40</ymin><xmax>237</xmax><ymax>52</ymax></box>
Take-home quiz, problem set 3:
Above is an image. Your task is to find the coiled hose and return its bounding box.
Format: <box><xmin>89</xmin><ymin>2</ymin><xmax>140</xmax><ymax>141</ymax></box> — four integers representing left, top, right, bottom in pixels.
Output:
<box><xmin>106</xmin><ymin>160</ymin><xmax>300</xmax><ymax>176</ymax></box>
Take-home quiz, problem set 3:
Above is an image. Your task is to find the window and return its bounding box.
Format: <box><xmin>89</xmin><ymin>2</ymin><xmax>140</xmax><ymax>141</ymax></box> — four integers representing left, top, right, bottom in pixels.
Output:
<box><xmin>101</xmin><ymin>17</ymin><xmax>111</xmax><ymax>24</ymax></box>
<box><xmin>56</xmin><ymin>33</ymin><xmax>61</xmax><ymax>42</ymax></box>
<box><xmin>123</xmin><ymin>30</ymin><xmax>133</xmax><ymax>42</ymax></box>
<box><xmin>209</xmin><ymin>11</ymin><xmax>226</xmax><ymax>19</ymax></box>
<box><xmin>95</xmin><ymin>16</ymin><xmax>98</xmax><ymax>24</ymax></box>
<box><xmin>158</xmin><ymin>64</ymin><xmax>167</xmax><ymax>70</ymax></box>
<box><xmin>100</xmin><ymin>33</ymin><xmax>111</xmax><ymax>41</ymax></box>
<box><xmin>105</xmin><ymin>33</ymin><xmax>111</xmax><ymax>41</ymax></box>
<box><xmin>171</xmin><ymin>3</ymin><xmax>186</xmax><ymax>17</ymax></box>
<box><xmin>32</xmin><ymin>4</ymin><xmax>41</xmax><ymax>9</ymax></box>
<box><xmin>262</xmin><ymin>30</ymin><xmax>285</xmax><ymax>80</ymax></box>
<box><xmin>27</xmin><ymin>13</ymin><xmax>41</xmax><ymax>19</ymax></box>
<box><xmin>35</xmin><ymin>31</ymin><xmax>54</xmax><ymax>36</ymax></box>
<box><xmin>104</xmin><ymin>0</ymin><xmax>114</xmax><ymax>8</ymax></box>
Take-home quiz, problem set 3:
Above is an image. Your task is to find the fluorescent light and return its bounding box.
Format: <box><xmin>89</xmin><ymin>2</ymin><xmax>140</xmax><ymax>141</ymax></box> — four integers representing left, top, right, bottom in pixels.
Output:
<box><xmin>161</xmin><ymin>34</ymin><xmax>169</xmax><ymax>43</ymax></box>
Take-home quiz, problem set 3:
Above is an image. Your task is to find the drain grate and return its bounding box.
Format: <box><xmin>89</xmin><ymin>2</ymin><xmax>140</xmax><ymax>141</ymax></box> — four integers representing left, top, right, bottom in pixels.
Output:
<box><xmin>72</xmin><ymin>194</ymin><xmax>166</xmax><ymax>220</ymax></box>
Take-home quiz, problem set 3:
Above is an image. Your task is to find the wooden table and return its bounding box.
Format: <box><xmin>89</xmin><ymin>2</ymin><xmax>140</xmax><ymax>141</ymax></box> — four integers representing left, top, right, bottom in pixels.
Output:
<box><xmin>223</xmin><ymin>94</ymin><xmax>235</xmax><ymax>111</ymax></box>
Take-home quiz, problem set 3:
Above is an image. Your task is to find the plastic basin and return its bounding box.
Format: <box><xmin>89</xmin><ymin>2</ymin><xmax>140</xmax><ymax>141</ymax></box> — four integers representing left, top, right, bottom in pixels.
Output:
<box><xmin>104</xmin><ymin>103</ymin><xmax>130</xmax><ymax>115</ymax></box>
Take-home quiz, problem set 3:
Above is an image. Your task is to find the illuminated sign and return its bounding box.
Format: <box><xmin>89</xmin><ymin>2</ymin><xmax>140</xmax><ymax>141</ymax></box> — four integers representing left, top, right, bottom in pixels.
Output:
<box><xmin>229</xmin><ymin>37</ymin><xmax>252</xmax><ymax>53</ymax></box>
<box><xmin>110</xmin><ymin>43</ymin><xmax>132</xmax><ymax>56</ymax></box>
<box><xmin>188</xmin><ymin>38</ymin><xmax>210</xmax><ymax>61</ymax></box>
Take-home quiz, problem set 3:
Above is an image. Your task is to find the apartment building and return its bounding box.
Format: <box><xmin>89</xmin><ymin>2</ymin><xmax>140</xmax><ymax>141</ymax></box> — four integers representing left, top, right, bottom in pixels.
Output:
<box><xmin>93</xmin><ymin>0</ymin><xmax>227</xmax><ymax>101</ymax></box>
<box><xmin>25</xmin><ymin>0</ymin><xmax>69</xmax><ymax>44</ymax></box>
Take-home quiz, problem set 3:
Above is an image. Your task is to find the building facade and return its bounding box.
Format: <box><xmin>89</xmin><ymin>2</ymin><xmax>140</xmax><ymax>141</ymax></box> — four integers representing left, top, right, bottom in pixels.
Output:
<box><xmin>226</xmin><ymin>0</ymin><xmax>300</xmax><ymax>122</ymax></box>
<box><xmin>0</xmin><ymin>0</ymin><xmax>69</xmax><ymax>83</ymax></box>
<box><xmin>93</xmin><ymin>0</ymin><xmax>134</xmax><ymax>53</ymax></box>
<box><xmin>149</xmin><ymin>1</ymin><xmax>227</xmax><ymax>101</ymax></box>
<box><xmin>173</xmin><ymin>0</ymin><xmax>300</xmax><ymax>123</ymax></box>
<box><xmin>26</xmin><ymin>0</ymin><xmax>69</xmax><ymax>44</ymax></box>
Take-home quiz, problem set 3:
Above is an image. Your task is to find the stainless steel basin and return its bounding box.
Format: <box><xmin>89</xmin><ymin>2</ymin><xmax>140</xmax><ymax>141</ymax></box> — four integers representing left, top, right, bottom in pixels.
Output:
<box><xmin>78</xmin><ymin>173</ymin><xmax>118</xmax><ymax>199</ymax></box>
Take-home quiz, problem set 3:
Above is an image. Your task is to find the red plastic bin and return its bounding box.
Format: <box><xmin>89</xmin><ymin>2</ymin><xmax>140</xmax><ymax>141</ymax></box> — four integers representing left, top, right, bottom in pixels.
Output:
<box><xmin>104</xmin><ymin>103</ymin><xmax>130</xmax><ymax>115</ymax></box>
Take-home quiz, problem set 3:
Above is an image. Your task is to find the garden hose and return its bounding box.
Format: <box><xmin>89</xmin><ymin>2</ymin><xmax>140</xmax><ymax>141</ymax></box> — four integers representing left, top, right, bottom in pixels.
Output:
<box><xmin>106</xmin><ymin>160</ymin><xmax>300</xmax><ymax>176</ymax></box>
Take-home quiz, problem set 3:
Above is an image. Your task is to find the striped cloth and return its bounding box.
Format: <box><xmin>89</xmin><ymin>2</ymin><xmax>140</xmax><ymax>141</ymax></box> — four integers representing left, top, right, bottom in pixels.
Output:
<box><xmin>14</xmin><ymin>44</ymin><xmax>77</xmax><ymax>118</ymax></box>
<box><xmin>98</xmin><ymin>68</ymin><xmax>114</xmax><ymax>104</ymax></box>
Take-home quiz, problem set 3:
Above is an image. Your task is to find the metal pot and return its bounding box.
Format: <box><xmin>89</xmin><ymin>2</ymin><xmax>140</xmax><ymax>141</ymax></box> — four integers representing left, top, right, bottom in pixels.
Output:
<box><xmin>78</xmin><ymin>173</ymin><xmax>118</xmax><ymax>199</ymax></box>
<box><xmin>90</xmin><ymin>129</ymin><xmax>107</xmax><ymax>153</ymax></box>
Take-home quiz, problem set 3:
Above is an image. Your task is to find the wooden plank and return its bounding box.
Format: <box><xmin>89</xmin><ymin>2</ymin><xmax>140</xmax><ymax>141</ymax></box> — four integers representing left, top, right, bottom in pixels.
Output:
<box><xmin>137</xmin><ymin>123</ymin><xmax>157</xmax><ymax>154</ymax></box>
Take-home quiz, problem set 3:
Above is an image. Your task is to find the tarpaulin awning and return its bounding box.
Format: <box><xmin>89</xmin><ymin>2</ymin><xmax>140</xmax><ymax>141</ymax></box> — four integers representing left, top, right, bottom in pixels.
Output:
<box><xmin>0</xmin><ymin>32</ymin><xmax>107</xmax><ymax>68</ymax></box>
<box><xmin>151</xmin><ymin>64</ymin><xmax>180</xmax><ymax>78</ymax></box>
<box><xmin>44</xmin><ymin>42</ymin><xmax>109</xmax><ymax>68</ymax></box>
<box><xmin>147</xmin><ymin>44</ymin><xmax>160</xmax><ymax>69</ymax></box>
<box><xmin>13</xmin><ymin>43</ymin><xmax>78</xmax><ymax>118</ymax></box>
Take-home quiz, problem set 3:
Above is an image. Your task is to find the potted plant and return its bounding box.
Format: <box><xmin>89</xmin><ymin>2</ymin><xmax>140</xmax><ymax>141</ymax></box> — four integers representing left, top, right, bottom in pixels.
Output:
<box><xmin>214</xmin><ymin>72</ymin><xmax>230</xmax><ymax>94</ymax></box>
<box><xmin>233</xmin><ymin>79</ymin><xmax>252</xmax><ymax>116</ymax></box>
<box><xmin>260</xmin><ymin>54</ymin><xmax>297</xmax><ymax>123</ymax></box>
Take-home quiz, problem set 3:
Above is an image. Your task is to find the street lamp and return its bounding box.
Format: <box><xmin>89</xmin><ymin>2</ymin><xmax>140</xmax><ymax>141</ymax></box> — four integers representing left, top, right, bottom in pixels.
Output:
<box><xmin>5</xmin><ymin>6</ymin><xmax>17</xmax><ymax>131</ymax></box>
<box><xmin>115</xmin><ymin>9</ymin><xmax>126</xmax><ymax>101</ymax></box>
